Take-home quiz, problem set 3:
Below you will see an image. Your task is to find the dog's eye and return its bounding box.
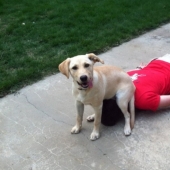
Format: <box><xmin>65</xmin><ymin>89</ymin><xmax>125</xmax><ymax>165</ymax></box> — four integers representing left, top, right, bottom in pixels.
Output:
<box><xmin>72</xmin><ymin>66</ymin><xmax>78</xmax><ymax>70</ymax></box>
<box><xmin>84</xmin><ymin>63</ymin><xmax>90</xmax><ymax>68</ymax></box>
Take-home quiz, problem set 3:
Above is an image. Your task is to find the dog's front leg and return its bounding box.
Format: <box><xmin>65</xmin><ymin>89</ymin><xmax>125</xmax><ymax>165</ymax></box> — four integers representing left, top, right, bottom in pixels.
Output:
<box><xmin>71</xmin><ymin>100</ymin><xmax>84</xmax><ymax>134</ymax></box>
<box><xmin>90</xmin><ymin>105</ymin><xmax>102</xmax><ymax>141</ymax></box>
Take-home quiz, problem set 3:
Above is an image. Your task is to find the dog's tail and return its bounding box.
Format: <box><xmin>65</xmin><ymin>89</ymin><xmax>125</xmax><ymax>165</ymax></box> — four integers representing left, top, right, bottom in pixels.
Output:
<box><xmin>129</xmin><ymin>95</ymin><xmax>135</xmax><ymax>129</ymax></box>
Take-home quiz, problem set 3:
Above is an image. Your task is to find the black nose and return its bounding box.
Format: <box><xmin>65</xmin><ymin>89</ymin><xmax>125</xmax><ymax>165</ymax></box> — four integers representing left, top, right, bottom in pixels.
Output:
<box><xmin>80</xmin><ymin>75</ymin><xmax>88</xmax><ymax>82</ymax></box>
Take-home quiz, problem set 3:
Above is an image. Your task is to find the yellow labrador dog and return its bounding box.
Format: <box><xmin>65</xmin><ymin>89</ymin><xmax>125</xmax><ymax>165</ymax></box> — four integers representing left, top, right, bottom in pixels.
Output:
<box><xmin>59</xmin><ymin>53</ymin><xmax>135</xmax><ymax>141</ymax></box>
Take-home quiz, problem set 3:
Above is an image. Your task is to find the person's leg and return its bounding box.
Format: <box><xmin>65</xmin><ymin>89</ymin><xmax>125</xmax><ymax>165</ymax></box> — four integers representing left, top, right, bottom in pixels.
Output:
<box><xmin>101</xmin><ymin>97</ymin><xmax>123</xmax><ymax>126</ymax></box>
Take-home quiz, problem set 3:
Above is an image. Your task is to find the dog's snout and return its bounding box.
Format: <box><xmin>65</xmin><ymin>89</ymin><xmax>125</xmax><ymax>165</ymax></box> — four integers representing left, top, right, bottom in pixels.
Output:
<box><xmin>80</xmin><ymin>75</ymin><xmax>88</xmax><ymax>82</ymax></box>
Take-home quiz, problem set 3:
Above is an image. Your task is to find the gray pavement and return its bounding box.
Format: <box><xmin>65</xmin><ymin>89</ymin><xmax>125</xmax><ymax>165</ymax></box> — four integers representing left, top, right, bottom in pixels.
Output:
<box><xmin>0</xmin><ymin>24</ymin><xmax>170</xmax><ymax>170</ymax></box>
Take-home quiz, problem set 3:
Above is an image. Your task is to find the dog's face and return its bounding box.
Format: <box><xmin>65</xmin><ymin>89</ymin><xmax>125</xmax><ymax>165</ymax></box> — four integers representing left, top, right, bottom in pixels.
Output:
<box><xmin>69</xmin><ymin>55</ymin><xmax>94</xmax><ymax>89</ymax></box>
<box><xmin>59</xmin><ymin>53</ymin><xmax>104</xmax><ymax>89</ymax></box>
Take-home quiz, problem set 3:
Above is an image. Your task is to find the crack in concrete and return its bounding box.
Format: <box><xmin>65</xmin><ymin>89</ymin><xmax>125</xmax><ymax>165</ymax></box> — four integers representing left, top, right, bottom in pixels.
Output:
<box><xmin>21</xmin><ymin>94</ymin><xmax>72</xmax><ymax>127</ymax></box>
<box><xmin>1</xmin><ymin>112</ymin><xmax>71</xmax><ymax>162</ymax></box>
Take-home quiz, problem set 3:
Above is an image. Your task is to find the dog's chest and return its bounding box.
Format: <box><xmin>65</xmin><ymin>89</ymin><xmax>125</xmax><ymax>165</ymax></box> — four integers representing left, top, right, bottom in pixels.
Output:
<box><xmin>74</xmin><ymin>91</ymin><xmax>93</xmax><ymax>105</ymax></box>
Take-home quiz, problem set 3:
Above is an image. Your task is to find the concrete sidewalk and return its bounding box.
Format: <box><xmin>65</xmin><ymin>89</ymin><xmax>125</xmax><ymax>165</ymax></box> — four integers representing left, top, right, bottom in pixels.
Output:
<box><xmin>0</xmin><ymin>24</ymin><xmax>170</xmax><ymax>170</ymax></box>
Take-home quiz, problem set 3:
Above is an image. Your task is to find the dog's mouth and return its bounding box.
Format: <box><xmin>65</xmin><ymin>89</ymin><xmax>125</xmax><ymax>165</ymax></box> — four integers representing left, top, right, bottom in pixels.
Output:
<box><xmin>77</xmin><ymin>79</ymin><xmax>93</xmax><ymax>89</ymax></box>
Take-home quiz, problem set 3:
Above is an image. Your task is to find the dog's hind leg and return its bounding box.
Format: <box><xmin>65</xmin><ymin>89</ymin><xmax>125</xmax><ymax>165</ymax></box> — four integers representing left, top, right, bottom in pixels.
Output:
<box><xmin>116</xmin><ymin>91</ymin><xmax>131</xmax><ymax>136</ymax></box>
<box><xmin>87</xmin><ymin>114</ymin><xmax>95</xmax><ymax>122</ymax></box>
<box><xmin>71</xmin><ymin>100</ymin><xmax>84</xmax><ymax>134</ymax></box>
<box><xmin>129</xmin><ymin>95</ymin><xmax>135</xmax><ymax>129</ymax></box>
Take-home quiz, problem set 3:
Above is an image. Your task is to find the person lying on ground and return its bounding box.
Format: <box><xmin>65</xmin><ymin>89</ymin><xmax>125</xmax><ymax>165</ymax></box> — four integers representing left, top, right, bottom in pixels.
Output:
<box><xmin>101</xmin><ymin>53</ymin><xmax>170</xmax><ymax>126</ymax></box>
<box><xmin>128</xmin><ymin>53</ymin><xmax>170</xmax><ymax>111</ymax></box>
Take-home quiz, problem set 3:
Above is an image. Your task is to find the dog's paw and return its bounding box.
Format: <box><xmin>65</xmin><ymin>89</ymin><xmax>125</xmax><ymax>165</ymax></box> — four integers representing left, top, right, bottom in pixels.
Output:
<box><xmin>71</xmin><ymin>125</ymin><xmax>81</xmax><ymax>134</ymax></box>
<box><xmin>87</xmin><ymin>114</ymin><xmax>95</xmax><ymax>122</ymax></box>
<box><xmin>90</xmin><ymin>131</ymin><xmax>100</xmax><ymax>141</ymax></box>
<box><xmin>124</xmin><ymin>126</ymin><xmax>131</xmax><ymax>136</ymax></box>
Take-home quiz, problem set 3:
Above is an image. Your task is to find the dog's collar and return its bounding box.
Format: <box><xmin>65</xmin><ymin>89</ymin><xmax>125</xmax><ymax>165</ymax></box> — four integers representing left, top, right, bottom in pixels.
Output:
<box><xmin>78</xmin><ymin>87</ymin><xmax>88</xmax><ymax>90</ymax></box>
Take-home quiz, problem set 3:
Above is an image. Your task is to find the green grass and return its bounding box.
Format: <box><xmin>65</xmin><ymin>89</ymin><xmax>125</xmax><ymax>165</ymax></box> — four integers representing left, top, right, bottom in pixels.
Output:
<box><xmin>0</xmin><ymin>0</ymin><xmax>170</xmax><ymax>97</ymax></box>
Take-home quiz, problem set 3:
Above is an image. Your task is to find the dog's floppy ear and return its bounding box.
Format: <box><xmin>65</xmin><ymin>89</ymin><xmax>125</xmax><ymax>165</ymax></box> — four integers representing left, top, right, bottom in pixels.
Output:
<box><xmin>58</xmin><ymin>58</ymin><xmax>71</xmax><ymax>79</ymax></box>
<box><xmin>87</xmin><ymin>53</ymin><xmax>104</xmax><ymax>64</ymax></box>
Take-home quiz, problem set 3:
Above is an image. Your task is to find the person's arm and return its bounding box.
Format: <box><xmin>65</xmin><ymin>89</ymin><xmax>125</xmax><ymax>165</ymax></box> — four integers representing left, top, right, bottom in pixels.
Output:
<box><xmin>158</xmin><ymin>95</ymin><xmax>170</xmax><ymax>110</ymax></box>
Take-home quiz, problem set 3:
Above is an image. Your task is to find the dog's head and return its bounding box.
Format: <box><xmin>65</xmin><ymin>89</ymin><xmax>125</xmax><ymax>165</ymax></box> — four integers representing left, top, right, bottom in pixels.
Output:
<box><xmin>59</xmin><ymin>53</ymin><xmax>104</xmax><ymax>89</ymax></box>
